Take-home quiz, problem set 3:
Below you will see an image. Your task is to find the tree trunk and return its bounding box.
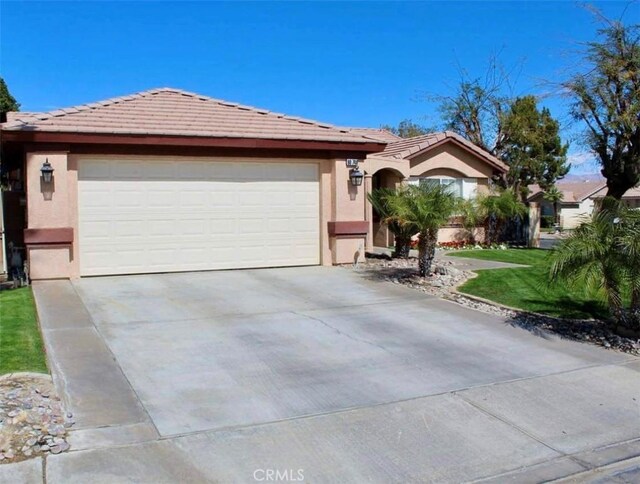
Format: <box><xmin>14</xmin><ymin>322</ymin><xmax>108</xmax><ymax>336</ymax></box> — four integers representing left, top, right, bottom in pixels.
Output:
<box><xmin>604</xmin><ymin>280</ymin><xmax>625</xmax><ymax>328</ymax></box>
<box><xmin>417</xmin><ymin>231</ymin><xmax>437</xmax><ymax>277</ymax></box>
<box><xmin>605</xmin><ymin>181</ymin><xmax>633</xmax><ymax>200</ymax></box>
<box><xmin>394</xmin><ymin>236</ymin><xmax>411</xmax><ymax>259</ymax></box>
<box><xmin>487</xmin><ymin>216</ymin><xmax>501</xmax><ymax>245</ymax></box>
<box><xmin>629</xmin><ymin>283</ymin><xmax>640</xmax><ymax>329</ymax></box>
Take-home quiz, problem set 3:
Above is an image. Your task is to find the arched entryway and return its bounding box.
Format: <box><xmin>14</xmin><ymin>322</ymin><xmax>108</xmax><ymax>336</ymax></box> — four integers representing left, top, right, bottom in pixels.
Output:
<box><xmin>368</xmin><ymin>168</ymin><xmax>405</xmax><ymax>249</ymax></box>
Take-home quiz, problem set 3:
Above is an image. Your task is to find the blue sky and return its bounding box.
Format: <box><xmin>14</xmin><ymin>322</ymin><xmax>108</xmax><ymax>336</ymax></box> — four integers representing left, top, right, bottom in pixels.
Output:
<box><xmin>1</xmin><ymin>1</ymin><xmax>637</xmax><ymax>174</ymax></box>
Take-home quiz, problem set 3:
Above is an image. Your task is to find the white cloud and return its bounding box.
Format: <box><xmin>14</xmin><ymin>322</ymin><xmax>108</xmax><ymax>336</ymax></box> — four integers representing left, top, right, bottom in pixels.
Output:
<box><xmin>566</xmin><ymin>151</ymin><xmax>602</xmax><ymax>176</ymax></box>
<box><xmin>567</xmin><ymin>151</ymin><xmax>596</xmax><ymax>166</ymax></box>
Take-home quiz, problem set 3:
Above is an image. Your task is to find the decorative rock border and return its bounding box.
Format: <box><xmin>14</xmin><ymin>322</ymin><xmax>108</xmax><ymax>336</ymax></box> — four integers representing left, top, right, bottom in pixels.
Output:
<box><xmin>448</xmin><ymin>291</ymin><xmax>640</xmax><ymax>356</ymax></box>
<box><xmin>0</xmin><ymin>372</ymin><xmax>73</xmax><ymax>464</ymax></box>
<box><xmin>355</xmin><ymin>255</ymin><xmax>640</xmax><ymax>356</ymax></box>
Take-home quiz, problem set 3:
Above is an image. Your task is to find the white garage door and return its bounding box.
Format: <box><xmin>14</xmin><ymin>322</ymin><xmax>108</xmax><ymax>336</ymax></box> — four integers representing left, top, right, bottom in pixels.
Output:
<box><xmin>78</xmin><ymin>158</ymin><xmax>320</xmax><ymax>276</ymax></box>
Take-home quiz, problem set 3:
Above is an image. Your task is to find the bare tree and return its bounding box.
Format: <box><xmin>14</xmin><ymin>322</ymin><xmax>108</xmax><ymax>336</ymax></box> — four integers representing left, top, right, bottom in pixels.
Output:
<box><xmin>563</xmin><ymin>9</ymin><xmax>640</xmax><ymax>199</ymax></box>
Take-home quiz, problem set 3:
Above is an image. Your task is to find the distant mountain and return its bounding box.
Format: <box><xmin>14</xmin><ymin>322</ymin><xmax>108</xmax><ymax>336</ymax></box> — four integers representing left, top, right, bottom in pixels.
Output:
<box><xmin>561</xmin><ymin>173</ymin><xmax>605</xmax><ymax>183</ymax></box>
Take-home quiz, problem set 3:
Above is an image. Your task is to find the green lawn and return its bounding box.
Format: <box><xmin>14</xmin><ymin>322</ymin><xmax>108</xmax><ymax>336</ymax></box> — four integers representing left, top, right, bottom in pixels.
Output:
<box><xmin>0</xmin><ymin>287</ymin><xmax>48</xmax><ymax>374</ymax></box>
<box><xmin>449</xmin><ymin>249</ymin><xmax>609</xmax><ymax>319</ymax></box>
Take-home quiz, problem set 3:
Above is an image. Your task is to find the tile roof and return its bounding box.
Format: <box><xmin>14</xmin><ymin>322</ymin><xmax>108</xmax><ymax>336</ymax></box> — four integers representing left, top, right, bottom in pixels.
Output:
<box><xmin>5</xmin><ymin>112</ymin><xmax>40</xmax><ymax>123</ymax></box>
<box><xmin>371</xmin><ymin>131</ymin><xmax>508</xmax><ymax>172</ymax></box>
<box><xmin>345</xmin><ymin>127</ymin><xmax>403</xmax><ymax>143</ymax></box>
<box><xmin>591</xmin><ymin>185</ymin><xmax>640</xmax><ymax>199</ymax></box>
<box><xmin>1</xmin><ymin>88</ymin><xmax>381</xmax><ymax>144</ymax></box>
<box><xmin>528</xmin><ymin>180</ymin><xmax>607</xmax><ymax>203</ymax></box>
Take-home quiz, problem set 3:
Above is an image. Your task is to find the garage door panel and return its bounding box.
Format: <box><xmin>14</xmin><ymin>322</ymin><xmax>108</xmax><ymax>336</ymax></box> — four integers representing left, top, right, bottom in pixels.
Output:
<box><xmin>78</xmin><ymin>158</ymin><xmax>320</xmax><ymax>276</ymax></box>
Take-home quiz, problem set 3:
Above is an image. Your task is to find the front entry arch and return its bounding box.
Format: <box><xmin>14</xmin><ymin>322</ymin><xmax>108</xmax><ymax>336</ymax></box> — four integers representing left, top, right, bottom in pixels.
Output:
<box><xmin>368</xmin><ymin>168</ymin><xmax>405</xmax><ymax>250</ymax></box>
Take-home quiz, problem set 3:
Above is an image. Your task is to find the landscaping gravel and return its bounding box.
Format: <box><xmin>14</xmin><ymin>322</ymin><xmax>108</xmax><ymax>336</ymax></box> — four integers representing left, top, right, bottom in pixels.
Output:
<box><xmin>0</xmin><ymin>373</ymin><xmax>73</xmax><ymax>464</ymax></box>
<box><xmin>356</xmin><ymin>255</ymin><xmax>473</xmax><ymax>297</ymax></box>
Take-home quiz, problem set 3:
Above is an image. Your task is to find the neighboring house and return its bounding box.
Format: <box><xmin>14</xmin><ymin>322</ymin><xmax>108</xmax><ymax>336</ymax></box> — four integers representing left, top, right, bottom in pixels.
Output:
<box><xmin>527</xmin><ymin>180</ymin><xmax>606</xmax><ymax>229</ymax></box>
<box><xmin>0</xmin><ymin>88</ymin><xmax>507</xmax><ymax>280</ymax></box>
<box><xmin>349</xmin><ymin>130</ymin><xmax>509</xmax><ymax>247</ymax></box>
<box><xmin>591</xmin><ymin>185</ymin><xmax>640</xmax><ymax>210</ymax></box>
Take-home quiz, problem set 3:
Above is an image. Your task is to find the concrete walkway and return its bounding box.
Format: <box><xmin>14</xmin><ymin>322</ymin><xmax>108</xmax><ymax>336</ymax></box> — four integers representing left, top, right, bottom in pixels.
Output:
<box><xmin>6</xmin><ymin>266</ymin><xmax>639</xmax><ymax>483</ymax></box>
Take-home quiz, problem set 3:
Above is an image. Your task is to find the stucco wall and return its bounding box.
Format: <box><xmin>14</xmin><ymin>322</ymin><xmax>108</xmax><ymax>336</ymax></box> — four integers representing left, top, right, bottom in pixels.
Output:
<box><xmin>560</xmin><ymin>199</ymin><xmax>594</xmax><ymax>229</ymax></box>
<box><xmin>27</xmin><ymin>246</ymin><xmax>72</xmax><ymax>280</ymax></box>
<box><xmin>365</xmin><ymin>156</ymin><xmax>409</xmax><ymax>179</ymax></box>
<box><xmin>410</xmin><ymin>144</ymin><xmax>496</xmax><ymax>179</ymax></box>
<box><xmin>437</xmin><ymin>227</ymin><xmax>485</xmax><ymax>243</ymax></box>
<box><xmin>319</xmin><ymin>159</ymin><xmax>333</xmax><ymax>266</ymax></box>
<box><xmin>331</xmin><ymin>158</ymin><xmax>366</xmax><ymax>264</ymax></box>
<box><xmin>26</xmin><ymin>152</ymin><xmax>77</xmax><ymax>279</ymax></box>
<box><xmin>27</xmin><ymin>153</ymin><xmax>71</xmax><ymax>229</ymax></box>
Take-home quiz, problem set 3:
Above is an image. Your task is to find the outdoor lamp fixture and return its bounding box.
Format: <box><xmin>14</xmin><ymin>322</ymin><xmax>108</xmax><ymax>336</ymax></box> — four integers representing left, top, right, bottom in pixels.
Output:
<box><xmin>40</xmin><ymin>159</ymin><xmax>54</xmax><ymax>183</ymax></box>
<box><xmin>349</xmin><ymin>167</ymin><xmax>364</xmax><ymax>187</ymax></box>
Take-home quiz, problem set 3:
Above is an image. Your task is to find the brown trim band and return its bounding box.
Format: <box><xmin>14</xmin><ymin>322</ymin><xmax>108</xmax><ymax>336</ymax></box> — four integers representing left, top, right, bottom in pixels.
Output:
<box><xmin>24</xmin><ymin>228</ymin><xmax>74</xmax><ymax>245</ymax></box>
<box><xmin>1</xmin><ymin>131</ymin><xmax>386</xmax><ymax>154</ymax></box>
<box><xmin>328</xmin><ymin>221</ymin><xmax>369</xmax><ymax>237</ymax></box>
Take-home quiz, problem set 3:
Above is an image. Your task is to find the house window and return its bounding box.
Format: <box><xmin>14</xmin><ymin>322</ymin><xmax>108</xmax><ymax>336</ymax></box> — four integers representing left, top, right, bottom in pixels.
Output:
<box><xmin>408</xmin><ymin>177</ymin><xmax>477</xmax><ymax>199</ymax></box>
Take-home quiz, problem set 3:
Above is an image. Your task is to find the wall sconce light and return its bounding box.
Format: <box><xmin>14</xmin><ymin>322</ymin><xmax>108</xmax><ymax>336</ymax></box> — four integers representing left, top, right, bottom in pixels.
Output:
<box><xmin>40</xmin><ymin>159</ymin><xmax>54</xmax><ymax>183</ymax></box>
<box><xmin>349</xmin><ymin>167</ymin><xmax>364</xmax><ymax>186</ymax></box>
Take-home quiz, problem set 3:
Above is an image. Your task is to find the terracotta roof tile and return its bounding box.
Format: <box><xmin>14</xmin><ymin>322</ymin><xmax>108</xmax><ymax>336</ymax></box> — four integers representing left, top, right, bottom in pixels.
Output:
<box><xmin>371</xmin><ymin>131</ymin><xmax>508</xmax><ymax>172</ymax></box>
<box><xmin>528</xmin><ymin>180</ymin><xmax>606</xmax><ymax>202</ymax></box>
<box><xmin>591</xmin><ymin>185</ymin><xmax>640</xmax><ymax>199</ymax></box>
<box><xmin>1</xmin><ymin>87</ymin><xmax>380</xmax><ymax>144</ymax></box>
<box><xmin>346</xmin><ymin>127</ymin><xmax>403</xmax><ymax>143</ymax></box>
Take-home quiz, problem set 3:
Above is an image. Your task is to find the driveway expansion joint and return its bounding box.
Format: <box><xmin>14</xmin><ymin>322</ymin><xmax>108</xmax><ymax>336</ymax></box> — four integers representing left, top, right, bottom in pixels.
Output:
<box><xmin>32</xmin><ymin>268</ymin><xmax>637</xmax><ymax>482</ymax></box>
<box><xmin>452</xmin><ymin>391</ymin><xmax>568</xmax><ymax>457</ymax></box>
<box><xmin>69</xmin><ymin>282</ymin><xmax>162</xmax><ymax>438</ymax></box>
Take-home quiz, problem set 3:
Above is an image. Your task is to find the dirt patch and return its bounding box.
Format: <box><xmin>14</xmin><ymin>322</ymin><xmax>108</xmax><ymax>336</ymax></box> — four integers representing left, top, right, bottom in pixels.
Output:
<box><xmin>0</xmin><ymin>373</ymin><xmax>73</xmax><ymax>464</ymax></box>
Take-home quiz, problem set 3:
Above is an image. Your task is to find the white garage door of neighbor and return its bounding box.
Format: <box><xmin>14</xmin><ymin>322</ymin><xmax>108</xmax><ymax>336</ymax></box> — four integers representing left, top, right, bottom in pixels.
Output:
<box><xmin>78</xmin><ymin>158</ymin><xmax>320</xmax><ymax>276</ymax></box>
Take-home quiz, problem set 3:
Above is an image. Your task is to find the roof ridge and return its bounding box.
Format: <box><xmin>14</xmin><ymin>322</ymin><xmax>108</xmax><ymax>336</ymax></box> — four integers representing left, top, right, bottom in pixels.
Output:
<box><xmin>348</xmin><ymin>126</ymin><xmax>393</xmax><ymax>132</ymax></box>
<box><xmin>373</xmin><ymin>130</ymin><xmax>508</xmax><ymax>172</ymax></box>
<box><xmin>386</xmin><ymin>131</ymin><xmax>440</xmax><ymax>144</ymax></box>
<box><xmin>2</xmin><ymin>87</ymin><xmax>358</xmax><ymax>136</ymax></box>
<box><xmin>1</xmin><ymin>88</ymin><xmax>167</xmax><ymax>128</ymax></box>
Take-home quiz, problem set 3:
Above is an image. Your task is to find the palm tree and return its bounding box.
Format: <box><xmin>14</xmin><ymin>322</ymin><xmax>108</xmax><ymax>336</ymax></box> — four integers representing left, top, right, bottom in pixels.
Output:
<box><xmin>476</xmin><ymin>188</ymin><xmax>527</xmax><ymax>244</ymax></box>
<box><xmin>543</xmin><ymin>185</ymin><xmax>564</xmax><ymax>226</ymax></box>
<box><xmin>549</xmin><ymin>199</ymin><xmax>640</xmax><ymax>328</ymax></box>
<box><xmin>368</xmin><ymin>188</ymin><xmax>417</xmax><ymax>258</ymax></box>
<box><xmin>386</xmin><ymin>184</ymin><xmax>460</xmax><ymax>276</ymax></box>
<box><xmin>618</xmin><ymin>208</ymin><xmax>640</xmax><ymax>317</ymax></box>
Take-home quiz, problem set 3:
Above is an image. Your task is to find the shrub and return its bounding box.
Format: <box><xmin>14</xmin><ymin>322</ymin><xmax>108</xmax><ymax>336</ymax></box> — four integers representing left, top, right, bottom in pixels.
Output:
<box><xmin>541</xmin><ymin>215</ymin><xmax>555</xmax><ymax>228</ymax></box>
<box><xmin>550</xmin><ymin>198</ymin><xmax>640</xmax><ymax>329</ymax></box>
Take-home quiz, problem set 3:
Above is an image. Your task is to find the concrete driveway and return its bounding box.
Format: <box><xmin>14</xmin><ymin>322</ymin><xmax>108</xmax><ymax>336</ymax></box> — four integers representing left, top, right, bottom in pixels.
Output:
<box><xmin>15</xmin><ymin>266</ymin><xmax>640</xmax><ymax>483</ymax></box>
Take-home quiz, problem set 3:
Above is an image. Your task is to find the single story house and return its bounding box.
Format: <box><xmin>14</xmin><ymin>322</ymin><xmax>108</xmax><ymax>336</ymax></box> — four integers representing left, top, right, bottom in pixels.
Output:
<box><xmin>351</xmin><ymin>129</ymin><xmax>508</xmax><ymax>247</ymax></box>
<box><xmin>0</xmin><ymin>88</ymin><xmax>507</xmax><ymax>280</ymax></box>
<box><xmin>527</xmin><ymin>180</ymin><xmax>606</xmax><ymax>229</ymax></box>
<box><xmin>591</xmin><ymin>185</ymin><xmax>640</xmax><ymax>209</ymax></box>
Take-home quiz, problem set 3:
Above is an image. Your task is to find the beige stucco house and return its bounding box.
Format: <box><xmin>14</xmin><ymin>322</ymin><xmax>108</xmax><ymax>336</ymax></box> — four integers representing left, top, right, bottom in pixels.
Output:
<box><xmin>591</xmin><ymin>185</ymin><xmax>640</xmax><ymax>210</ymax></box>
<box><xmin>352</xmin><ymin>129</ymin><xmax>508</xmax><ymax>247</ymax></box>
<box><xmin>0</xmin><ymin>88</ymin><xmax>506</xmax><ymax>280</ymax></box>
<box><xmin>528</xmin><ymin>180</ymin><xmax>605</xmax><ymax>229</ymax></box>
